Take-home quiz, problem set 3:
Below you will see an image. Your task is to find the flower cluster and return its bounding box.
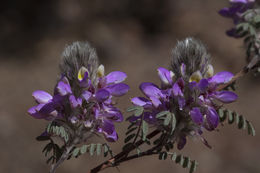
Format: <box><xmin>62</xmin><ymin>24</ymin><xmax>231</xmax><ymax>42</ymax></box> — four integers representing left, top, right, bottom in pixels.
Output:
<box><xmin>130</xmin><ymin>64</ymin><xmax>237</xmax><ymax>149</ymax></box>
<box><xmin>219</xmin><ymin>0</ymin><xmax>255</xmax><ymax>37</ymax></box>
<box><xmin>28</xmin><ymin>64</ymin><xmax>129</xmax><ymax>142</ymax></box>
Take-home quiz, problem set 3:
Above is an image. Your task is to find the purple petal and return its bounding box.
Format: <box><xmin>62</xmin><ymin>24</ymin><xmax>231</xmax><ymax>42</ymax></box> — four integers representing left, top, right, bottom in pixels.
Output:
<box><xmin>40</xmin><ymin>131</ymin><xmax>50</xmax><ymax>137</ymax></box>
<box><xmin>181</xmin><ymin>63</ymin><xmax>186</xmax><ymax>77</ymax></box>
<box><xmin>177</xmin><ymin>136</ymin><xmax>187</xmax><ymax>150</ymax></box>
<box><xmin>178</xmin><ymin>97</ymin><xmax>186</xmax><ymax>110</ymax></box>
<box><xmin>219</xmin><ymin>7</ymin><xmax>233</xmax><ymax>17</ymax></box>
<box><xmin>101</xmin><ymin>120</ymin><xmax>115</xmax><ymax>135</ymax></box>
<box><xmin>103</xmin><ymin>106</ymin><xmax>123</xmax><ymax>122</ymax></box>
<box><xmin>95</xmin><ymin>89</ymin><xmax>110</xmax><ymax>102</ymax></box>
<box><xmin>190</xmin><ymin>107</ymin><xmax>203</xmax><ymax>125</ymax></box>
<box><xmin>82</xmin><ymin>90</ymin><xmax>92</xmax><ymax>101</ymax></box>
<box><xmin>214</xmin><ymin>91</ymin><xmax>238</xmax><ymax>103</ymax></box>
<box><xmin>209</xmin><ymin>71</ymin><xmax>234</xmax><ymax>84</ymax></box>
<box><xmin>28</xmin><ymin>104</ymin><xmax>46</xmax><ymax>119</ymax></box>
<box><xmin>105</xmin><ymin>83</ymin><xmax>129</xmax><ymax>97</ymax></box>
<box><xmin>39</xmin><ymin>102</ymin><xmax>56</xmax><ymax>115</ymax></box>
<box><xmin>69</xmin><ymin>95</ymin><xmax>82</xmax><ymax>108</ymax></box>
<box><xmin>56</xmin><ymin>80</ymin><xmax>72</xmax><ymax>96</ymax></box>
<box><xmin>32</xmin><ymin>90</ymin><xmax>52</xmax><ymax>104</ymax></box>
<box><xmin>131</xmin><ymin>97</ymin><xmax>151</xmax><ymax>107</ymax></box>
<box><xmin>230</xmin><ymin>0</ymin><xmax>250</xmax><ymax>3</ymax></box>
<box><xmin>128</xmin><ymin>115</ymin><xmax>140</xmax><ymax>123</ymax></box>
<box><xmin>105</xmin><ymin>71</ymin><xmax>127</xmax><ymax>84</ymax></box>
<box><xmin>226</xmin><ymin>28</ymin><xmax>242</xmax><ymax>38</ymax></box>
<box><xmin>105</xmin><ymin>130</ymin><xmax>118</xmax><ymax>142</ymax></box>
<box><xmin>78</xmin><ymin>71</ymin><xmax>88</xmax><ymax>82</ymax></box>
<box><xmin>150</xmin><ymin>96</ymin><xmax>162</xmax><ymax>108</ymax></box>
<box><xmin>188</xmin><ymin>81</ymin><xmax>197</xmax><ymax>90</ymax></box>
<box><xmin>198</xmin><ymin>79</ymin><xmax>209</xmax><ymax>92</ymax></box>
<box><xmin>84</xmin><ymin>120</ymin><xmax>93</xmax><ymax>128</ymax></box>
<box><xmin>172</xmin><ymin>79</ymin><xmax>185</xmax><ymax>97</ymax></box>
<box><xmin>143</xmin><ymin>112</ymin><xmax>157</xmax><ymax>124</ymax></box>
<box><xmin>140</xmin><ymin>82</ymin><xmax>163</xmax><ymax>99</ymax></box>
<box><xmin>206</xmin><ymin>107</ymin><xmax>219</xmax><ymax>129</ymax></box>
<box><xmin>79</xmin><ymin>71</ymin><xmax>90</xmax><ymax>88</ymax></box>
<box><xmin>69</xmin><ymin>116</ymin><xmax>79</xmax><ymax>124</ymax></box>
<box><xmin>157</xmin><ymin>67</ymin><xmax>172</xmax><ymax>85</ymax></box>
<box><xmin>28</xmin><ymin>104</ymin><xmax>55</xmax><ymax>120</ymax></box>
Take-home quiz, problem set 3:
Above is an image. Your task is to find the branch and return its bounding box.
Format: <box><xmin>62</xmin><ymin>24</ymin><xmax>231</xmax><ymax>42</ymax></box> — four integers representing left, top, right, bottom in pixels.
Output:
<box><xmin>217</xmin><ymin>55</ymin><xmax>259</xmax><ymax>91</ymax></box>
<box><xmin>88</xmin><ymin>55</ymin><xmax>260</xmax><ymax>173</ymax></box>
<box><xmin>49</xmin><ymin>146</ymin><xmax>73</xmax><ymax>173</ymax></box>
<box><xmin>88</xmin><ymin>130</ymin><xmax>161</xmax><ymax>173</ymax></box>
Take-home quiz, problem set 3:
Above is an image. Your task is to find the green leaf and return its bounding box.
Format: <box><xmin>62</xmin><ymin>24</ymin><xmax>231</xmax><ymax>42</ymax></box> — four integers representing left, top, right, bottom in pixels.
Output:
<box><xmin>46</xmin><ymin>123</ymin><xmax>52</xmax><ymax>133</ymax></box>
<box><xmin>127</xmin><ymin>106</ymin><xmax>138</xmax><ymax>112</ymax></box>
<box><xmin>163</xmin><ymin>113</ymin><xmax>171</xmax><ymax>126</ymax></box>
<box><xmin>96</xmin><ymin>143</ymin><xmax>102</xmax><ymax>155</ymax></box>
<box><xmin>171</xmin><ymin>152</ymin><xmax>177</xmax><ymax>161</ymax></box>
<box><xmin>249</xmin><ymin>25</ymin><xmax>256</xmax><ymax>36</ymax></box>
<box><xmin>218</xmin><ymin>109</ymin><xmax>225</xmax><ymax>122</ymax></box>
<box><xmin>124</xmin><ymin>134</ymin><xmax>135</xmax><ymax>143</ymax></box>
<box><xmin>127</xmin><ymin>106</ymin><xmax>144</xmax><ymax>116</ymax></box>
<box><xmin>180</xmin><ymin>155</ymin><xmax>185</xmax><ymax>167</ymax></box>
<box><xmin>254</xmin><ymin>15</ymin><xmax>260</xmax><ymax>23</ymax></box>
<box><xmin>103</xmin><ymin>145</ymin><xmax>109</xmax><ymax>157</ymax></box>
<box><xmin>80</xmin><ymin>145</ymin><xmax>87</xmax><ymax>154</ymax></box>
<box><xmin>175</xmin><ymin>154</ymin><xmax>182</xmax><ymax>163</ymax></box>
<box><xmin>159</xmin><ymin>152</ymin><xmax>167</xmax><ymax>160</ymax></box>
<box><xmin>183</xmin><ymin>157</ymin><xmax>190</xmax><ymax>168</ymax></box>
<box><xmin>236</xmin><ymin>23</ymin><xmax>249</xmax><ymax>31</ymax></box>
<box><xmin>142</xmin><ymin>121</ymin><xmax>149</xmax><ymax>141</ymax></box>
<box><xmin>238</xmin><ymin>115</ymin><xmax>246</xmax><ymax>129</ymax></box>
<box><xmin>42</xmin><ymin>142</ymin><xmax>53</xmax><ymax>156</ymax></box>
<box><xmin>126</xmin><ymin>127</ymin><xmax>137</xmax><ymax>136</ymax></box>
<box><xmin>189</xmin><ymin>160</ymin><xmax>198</xmax><ymax>173</ymax></box>
<box><xmin>217</xmin><ymin>108</ymin><xmax>256</xmax><ymax>137</ymax></box>
<box><xmin>136</xmin><ymin>148</ymin><xmax>141</xmax><ymax>156</ymax></box>
<box><xmin>228</xmin><ymin>110</ymin><xmax>234</xmax><ymax>124</ymax></box>
<box><xmin>247</xmin><ymin>121</ymin><xmax>256</xmax><ymax>136</ymax></box>
<box><xmin>127</xmin><ymin>123</ymin><xmax>135</xmax><ymax>130</ymax></box>
<box><xmin>168</xmin><ymin>152</ymin><xmax>198</xmax><ymax>172</ymax></box>
<box><xmin>156</xmin><ymin>111</ymin><xmax>170</xmax><ymax>119</ymax></box>
<box><xmin>89</xmin><ymin>144</ymin><xmax>96</xmax><ymax>156</ymax></box>
<box><xmin>171</xmin><ymin>113</ymin><xmax>176</xmax><ymax>134</ymax></box>
<box><xmin>135</xmin><ymin>106</ymin><xmax>144</xmax><ymax>116</ymax></box>
<box><xmin>72</xmin><ymin>148</ymin><xmax>80</xmax><ymax>157</ymax></box>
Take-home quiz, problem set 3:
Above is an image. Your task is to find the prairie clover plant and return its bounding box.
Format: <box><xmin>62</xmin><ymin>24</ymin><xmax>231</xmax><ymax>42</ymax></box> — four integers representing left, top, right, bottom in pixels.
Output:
<box><xmin>28</xmin><ymin>42</ymin><xmax>129</xmax><ymax>173</ymax></box>
<box><xmin>28</xmin><ymin>39</ymin><xmax>256</xmax><ymax>173</ymax></box>
<box><xmin>219</xmin><ymin>0</ymin><xmax>260</xmax><ymax>74</ymax></box>
<box><xmin>130</xmin><ymin>39</ymin><xmax>238</xmax><ymax>149</ymax></box>
<box><xmin>28</xmin><ymin>7</ymin><xmax>260</xmax><ymax>172</ymax></box>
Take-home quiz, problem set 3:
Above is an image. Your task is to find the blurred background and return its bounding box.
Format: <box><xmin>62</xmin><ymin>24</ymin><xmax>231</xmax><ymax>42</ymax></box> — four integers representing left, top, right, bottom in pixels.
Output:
<box><xmin>0</xmin><ymin>0</ymin><xmax>260</xmax><ymax>173</ymax></box>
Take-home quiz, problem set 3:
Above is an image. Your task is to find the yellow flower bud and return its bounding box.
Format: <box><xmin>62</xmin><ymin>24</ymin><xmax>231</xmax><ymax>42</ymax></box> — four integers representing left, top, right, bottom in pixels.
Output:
<box><xmin>189</xmin><ymin>71</ymin><xmax>202</xmax><ymax>83</ymax></box>
<box><xmin>97</xmin><ymin>64</ymin><xmax>105</xmax><ymax>78</ymax></box>
<box><xmin>78</xmin><ymin>66</ymin><xmax>88</xmax><ymax>81</ymax></box>
<box><xmin>206</xmin><ymin>64</ymin><xmax>214</xmax><ymax>78</ymax></box>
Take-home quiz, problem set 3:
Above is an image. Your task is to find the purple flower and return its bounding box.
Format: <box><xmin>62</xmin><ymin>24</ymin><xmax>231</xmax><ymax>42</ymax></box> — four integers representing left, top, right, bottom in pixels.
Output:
<box><xmin>28</xmin><ymin>77</ymin><xmax>73</xmax><ymax>120</ymax></box>
<box><xmin>219</xmin><ymin>0</ymin><xmax>255</xmax><ymax>37</ymax></box>
<box><xmin>130</xmin><ymin>66</ymin><xmax>238</xmax><ymax>149</ymax></box>
<box><xmin>28</xmin><ymin>64</ymin><xmax>129</xmax><ymax>142</ymax></box>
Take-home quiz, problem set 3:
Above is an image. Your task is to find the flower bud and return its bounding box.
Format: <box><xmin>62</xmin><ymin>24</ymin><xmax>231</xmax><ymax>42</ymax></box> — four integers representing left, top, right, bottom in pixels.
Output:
<box><xmin>205</xmin><ymin>64</ymin><xmax>214</xmax><ymax>78</ymax></box>
<box><xmin>97</xmin><ymin>64</ymin><xmax>105</xmax><ymax>78</ymax></box>
<box><xmin>59</xmin><ymin>41</ymin><xmax>99</xmax><ymax>87</ymax></box>
<box><xmin>171</xmin><ymin>38</ymin><xmax>211</xmax><ymax>80</ymax></box>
